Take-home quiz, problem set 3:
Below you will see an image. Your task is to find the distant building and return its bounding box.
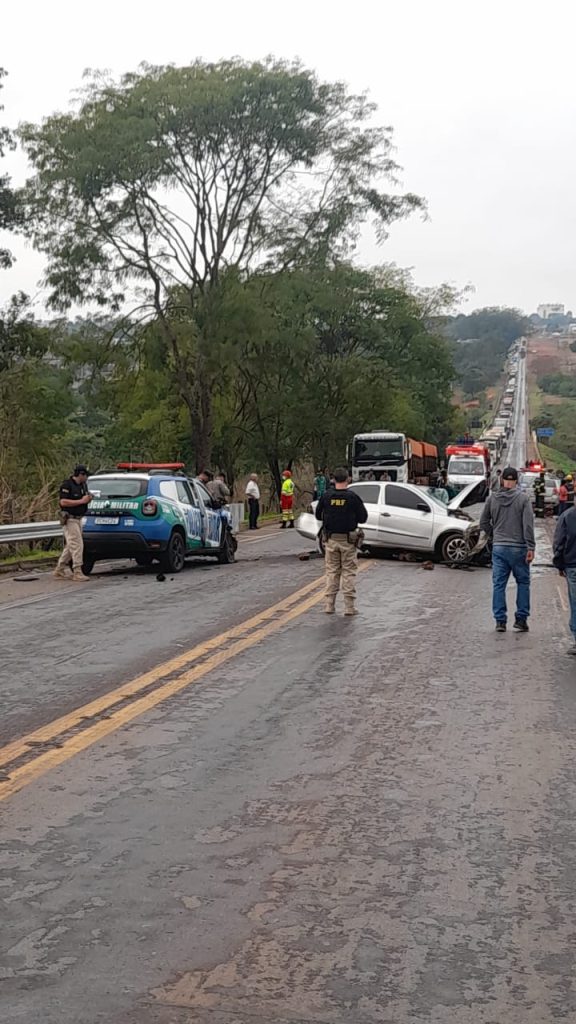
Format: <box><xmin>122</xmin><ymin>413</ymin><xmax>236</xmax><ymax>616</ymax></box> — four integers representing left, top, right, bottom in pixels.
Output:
<box><xmin>537</xmin><ymin>303</ymin><xmax>565</xmax><ymax>320</ymax></box>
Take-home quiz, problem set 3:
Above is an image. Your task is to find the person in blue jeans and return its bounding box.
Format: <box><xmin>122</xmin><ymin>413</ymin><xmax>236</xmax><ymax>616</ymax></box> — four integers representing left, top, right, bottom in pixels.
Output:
<box><xmin>553</xmin><ymin>503</ymin><xmax>576</xmax><ymax>654</ymax></box>
<box><xmin>480</xmin><ymin>466</ymin><xmax>535</xmax><ymax>632</ymax></box>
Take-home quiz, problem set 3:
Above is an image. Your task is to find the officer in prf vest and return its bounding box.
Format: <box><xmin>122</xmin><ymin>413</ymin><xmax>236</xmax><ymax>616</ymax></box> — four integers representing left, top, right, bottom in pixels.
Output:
<box><xmin>315</xmin><ymin>467</ymin><xmax>368</xmax><ymax>616</ymax></box>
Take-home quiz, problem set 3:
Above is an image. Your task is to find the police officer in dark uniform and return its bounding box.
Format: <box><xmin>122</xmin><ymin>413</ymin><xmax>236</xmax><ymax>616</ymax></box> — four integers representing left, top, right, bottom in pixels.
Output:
<box><xmin>54</xmin><ymin>465</ymin><xmax>92</xmax><ymax>581</ymax></box>
<box><xmin>315</xmin><ymin>467</ymin><xmax>368</xmax><ymax>616</ymax></box>
<box><xmin>533</xmin><ymin>471</ymin><xmax>546</xmax><ymax>519</ymax></box>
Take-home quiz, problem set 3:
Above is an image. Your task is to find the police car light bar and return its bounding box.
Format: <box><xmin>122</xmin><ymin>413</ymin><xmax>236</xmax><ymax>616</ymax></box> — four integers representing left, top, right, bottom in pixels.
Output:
<box><xmin>116</xmin><ymin>462</ymin><xmax>186</xmax><ymax>471</ymax></box>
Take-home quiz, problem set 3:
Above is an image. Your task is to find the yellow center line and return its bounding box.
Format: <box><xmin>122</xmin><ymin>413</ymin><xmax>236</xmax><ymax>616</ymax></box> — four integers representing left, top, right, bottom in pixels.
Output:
<box><xmin>0</xmin><ymin>573</ymin><xmax>325</xmax><ymax>771</ymax></box>
<box><xmin>1</xmin><ymin>562</ymin><xmax>371</xmax><ymax>803</ymax></box>
<box><xmin>0</xmin><ymin>587</ymin><xmax>332</xmax><ymax>802</ymax></box>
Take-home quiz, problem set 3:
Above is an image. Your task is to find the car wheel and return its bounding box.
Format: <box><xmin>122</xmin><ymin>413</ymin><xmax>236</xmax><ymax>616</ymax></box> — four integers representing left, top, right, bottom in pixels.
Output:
<box><xmin>439</xmin><ymin>532</ymin><xmax>468</xmax><ymax>564</ymax></box>
<box><xmin>82</xmin><ymin>556</ymin><xmax>95</xmax><ymax>575</ymax></box>
<box><xmin>161</xmin><ymin>530</ymin><xmax>186</xmax><ymax>573</ymax></box>
<box><xmin>135</xmin><ymin>555</ymin><xmax>153</xmax><ymax>567</ymax></box>
<box><xmin>217</xmin><ymin>530</ymin><xmax>236</xmax><ymax>564</ymax></box>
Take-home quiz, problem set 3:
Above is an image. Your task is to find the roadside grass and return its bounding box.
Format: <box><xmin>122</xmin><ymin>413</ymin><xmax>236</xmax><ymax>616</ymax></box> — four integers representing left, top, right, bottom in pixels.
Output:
<box><xmin>0</xmin><ymin>548</ymin><xmax>60</xmax><ymax>568</ymax></box>
<box><xmin>538</xmin><ymin>444</ymin><xmax>575</xmax><ymax>476</ymax></box>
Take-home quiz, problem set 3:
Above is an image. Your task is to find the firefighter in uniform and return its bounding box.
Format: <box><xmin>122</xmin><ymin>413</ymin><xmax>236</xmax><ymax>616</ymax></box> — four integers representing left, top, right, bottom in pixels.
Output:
<box><xmin>54</xmin><ymin>465</ymin><xmax>93</xmax><ymax>582</ymax></box>
<box><xmin>533</xmin><ymin>471</ymin><xmax>546</xmax><ymax>519</ymax></box>
<box><xmin>315</xmin><ymin>467</ymin><xmax>368</xmax><ymax>616</ymax></box>
<box><xmin>280</xmin><ymin>469</ymin><xmax>295</xmax><ymax>528</ymax></box>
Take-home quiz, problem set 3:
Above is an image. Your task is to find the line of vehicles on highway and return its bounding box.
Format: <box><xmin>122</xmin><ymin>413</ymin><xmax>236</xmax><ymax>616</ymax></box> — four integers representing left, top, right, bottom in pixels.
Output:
<box><xmin>297</xmin><ymin>339</ymin><xmax>557</xmax><ymax>565</ymax></box>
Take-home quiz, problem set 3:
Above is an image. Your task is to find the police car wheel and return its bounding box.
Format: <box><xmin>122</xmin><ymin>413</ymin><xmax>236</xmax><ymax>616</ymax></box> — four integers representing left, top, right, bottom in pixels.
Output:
<box><xmin>161</xmin><ymin>530</ymin><xmax>186</xmax><ymax>573</ymax></box>
<box><xmin>82</xmin><ymin>557</ymin><xmax>95</xmax><ymax>575</ymax></box>
<box><xmin>217</xmin><ymin>530</ymin><xmax>236</xmax><ymax>564</ymax></box>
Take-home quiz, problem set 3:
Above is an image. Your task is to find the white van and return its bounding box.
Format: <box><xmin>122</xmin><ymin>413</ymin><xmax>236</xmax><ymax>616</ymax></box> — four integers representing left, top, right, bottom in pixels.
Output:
<box><xmin>447</xmin><ymin>454</ymin><xmax>488</xmax><ymax>487</ymax></box>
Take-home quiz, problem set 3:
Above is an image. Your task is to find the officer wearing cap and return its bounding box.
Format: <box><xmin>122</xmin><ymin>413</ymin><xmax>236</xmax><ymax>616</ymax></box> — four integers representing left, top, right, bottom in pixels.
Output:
<box><xmin>315</xmin><ymin>467</ymin><xmax>368</xmax><ymax>616</ymax></box>
<box><xmin>54</xmin><ymin>465</ymin><xmax>93</xmax><ymax>582</ymax></box>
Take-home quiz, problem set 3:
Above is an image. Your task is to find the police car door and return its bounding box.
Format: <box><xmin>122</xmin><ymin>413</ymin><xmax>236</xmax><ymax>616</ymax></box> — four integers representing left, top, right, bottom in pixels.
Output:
<box><xmin>191</xmin><ymin>480</ymin><xmax>223</xmax><ymax>549</ymax></box>
<box><xmin>174</xmin><ymin>480</ymin><xmax>203</xmax><ymax>549</ymax></box>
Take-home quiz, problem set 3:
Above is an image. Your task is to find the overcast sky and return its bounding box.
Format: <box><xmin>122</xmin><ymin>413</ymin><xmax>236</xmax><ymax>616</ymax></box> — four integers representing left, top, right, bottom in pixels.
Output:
<box><xmin>2</xmin><ymin>0</ymin><xmax>575</xmax><ymax>315</ymax></box>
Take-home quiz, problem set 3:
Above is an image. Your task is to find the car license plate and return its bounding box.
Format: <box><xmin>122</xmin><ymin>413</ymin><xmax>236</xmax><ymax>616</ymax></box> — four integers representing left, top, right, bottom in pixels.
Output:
<box><xmin>97</xmin><ymin>517</ymin><xmax>119</xmax><ymax>525</ymax></box>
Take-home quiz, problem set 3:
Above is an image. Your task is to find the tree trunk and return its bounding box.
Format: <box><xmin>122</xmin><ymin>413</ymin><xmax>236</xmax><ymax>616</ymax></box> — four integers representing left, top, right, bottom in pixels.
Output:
<box><xmin>193</xmin><ymin>380</ymin><xmax>213</xmax><ymax>472</ymax></box>
<box><xmin>269</xmin><ymin>457</ymin><xmax>282</xmax><ymax>504</ymax></box>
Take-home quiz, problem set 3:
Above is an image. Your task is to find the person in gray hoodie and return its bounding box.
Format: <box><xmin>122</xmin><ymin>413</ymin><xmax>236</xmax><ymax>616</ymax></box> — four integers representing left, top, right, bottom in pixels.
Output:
<box><xmin>479</xmin><ymin>466</ymin><xmax>535</xmax><ymax>632</ymax></box>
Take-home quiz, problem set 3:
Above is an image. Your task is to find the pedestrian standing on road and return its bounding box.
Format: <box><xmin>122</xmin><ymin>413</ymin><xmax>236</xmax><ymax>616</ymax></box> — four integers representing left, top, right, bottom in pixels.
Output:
<box><xmin>315</xmin><ymin>467</ymin><xmax>368</xmax><ymax>616</ymax></box>
<box><xmin>558</xmin><ymin>478</ymin><xmax>570</xmax><ymax>516</ymax></box>
<box><xmin>313</xmin><ymin>468</ymin><xmax>329</xmax><ymax>502</ymax></box>
<box><xmin>208</xmin><ymin>472</ymin><xmax>231</xmax><ymax>506</ymax></box>
<box><xmin>280</xmin><ymin>470</ymin><xmax>295</xmax><ymax>529</ymax></box>
<box><xmin>245</xmin><ymin>473</ymin><xmax>261</xmax><ymax>530</ymax></box>
<box><xmin>565</xmin><ymin>474</ymin><xmax>575</xmax><ymax>507</ymax></box>
<box><xmin>553</xmin><ymin>505</ymin><xmax>576</xmax><ymax>654</ymax></box>
<box><xmin>196</xmin><ymin>469</ymin><xmax>213</xmax><ymax>487</ymax></box>
<box><xmin>492</xmin><ymin>469</ymin><xmax>502</xmax><ymax>491</ymax></box>
<box><xmin>479</xmin><ymin>466</ymin><xmax>535</xmax><ymax>633</ymax></box>
<box><xmin>53</xmin><ymin>465</ymin><xmax>93</xmax><ymax>583</ymax></box>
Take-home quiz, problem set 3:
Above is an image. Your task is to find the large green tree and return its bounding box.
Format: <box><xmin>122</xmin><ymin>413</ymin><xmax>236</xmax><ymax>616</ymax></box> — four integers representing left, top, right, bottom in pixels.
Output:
<box><xmin>19</xmin><ymin>58</ymin><xmax>422</xmax><ymax>468</ymax></box>
<box><xmin>185</xmin><ymin>264</ymin><xmax>457</xmax><ymax>494</ymax></box>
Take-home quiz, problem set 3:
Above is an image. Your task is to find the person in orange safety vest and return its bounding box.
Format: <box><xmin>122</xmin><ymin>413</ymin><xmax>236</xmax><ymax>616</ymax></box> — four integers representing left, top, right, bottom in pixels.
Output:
<box><xmin>280</xmin><ymin>470</ymin><xmax>295</xmax><ymax>528</ymax></box>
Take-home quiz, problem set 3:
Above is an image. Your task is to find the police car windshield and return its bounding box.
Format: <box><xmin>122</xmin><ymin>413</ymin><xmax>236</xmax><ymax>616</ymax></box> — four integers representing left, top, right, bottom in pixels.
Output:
<box><xmin>88</xmin><ymin>476</ymin><xmax>148</xmax><ymax>498</ymax></box>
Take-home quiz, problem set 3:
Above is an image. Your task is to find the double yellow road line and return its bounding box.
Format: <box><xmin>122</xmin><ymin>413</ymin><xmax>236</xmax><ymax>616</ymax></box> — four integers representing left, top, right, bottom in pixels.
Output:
<box><xmin>0</xmin><ymin>570</ymin><xmax>347</xmax><ymax>803</ymax></box>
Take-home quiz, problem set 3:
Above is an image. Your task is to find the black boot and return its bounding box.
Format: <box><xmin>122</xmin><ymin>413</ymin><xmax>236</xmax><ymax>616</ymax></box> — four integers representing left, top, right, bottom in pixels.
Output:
<box><xmin>280</xmin><ymin>522</ymin><xmax>286</xmax><ymax>529</ymax></box>
<box><xmin>288</xmin><ymin>521</ymin><xmax>294</xmax><ymax>528</ymax></box>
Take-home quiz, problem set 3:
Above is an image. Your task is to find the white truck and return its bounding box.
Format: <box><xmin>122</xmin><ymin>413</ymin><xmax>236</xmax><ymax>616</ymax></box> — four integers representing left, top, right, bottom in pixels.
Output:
<box><xmin>348</xmin><ymin>431</ymin><xmax>438</xmax><ymax>483</ymax></box>
<box><xmin>480</xmin><ymin>430</ymin><xmax>504</xmax><ymax>462</ymax></box>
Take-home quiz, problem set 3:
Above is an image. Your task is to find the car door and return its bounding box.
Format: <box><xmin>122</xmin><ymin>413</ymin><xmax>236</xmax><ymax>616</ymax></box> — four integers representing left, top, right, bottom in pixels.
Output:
<box><xmin>175</xmin><ymin>480</ymin><xmax>204</xmax><ymax>549</ymax></box>
<box><xmin>348</xmin><ymin>483</ymin><xmax>383</xmax><ymax>545</ymax></box>
<box><xmin>191</xmin><ymin>480</ymin><xmax>223</xmax><ymax>548</ymax></box>
<box><xmin>380</xmin><ymin>484</ymin><xmax>435</xmax><ymax>549</ymax></box>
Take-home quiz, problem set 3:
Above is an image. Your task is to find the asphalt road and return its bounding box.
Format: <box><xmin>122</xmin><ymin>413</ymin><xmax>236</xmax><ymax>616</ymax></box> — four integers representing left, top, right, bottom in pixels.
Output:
<box><xmin>2</xmin><ymin>441</ymin><xmax>576</xmax><ymax>1021</ymax></box>
<box><xmin>506</xmin><ymin>353</ymin><xmax>531</xmax><ymax>471</ymax></box>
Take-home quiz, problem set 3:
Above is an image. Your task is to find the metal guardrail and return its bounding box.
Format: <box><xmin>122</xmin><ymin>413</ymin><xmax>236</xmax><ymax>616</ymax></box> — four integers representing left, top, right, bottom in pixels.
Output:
<box><xmin>0</xmin><ymin>522</ymin><xmax>63</xmax><ymax>545</ymax></box>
